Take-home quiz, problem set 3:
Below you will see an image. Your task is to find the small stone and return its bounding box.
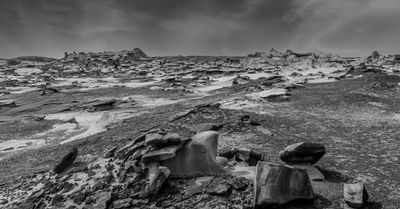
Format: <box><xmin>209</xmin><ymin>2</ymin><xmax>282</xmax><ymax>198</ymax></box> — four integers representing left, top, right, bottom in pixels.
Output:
<box><xmin>228</xmin><ymin>177</ymin><xmax>248</xmax><ymax>191</ymax></box>
<box><xmin>280</xmin><ymin>142</ymin><xmax>326</xmax><ymax>165</ymax></box>
<box><xmin>184</xmin><ymin>176</ymin><xmax>214</xmax><ymax>195</ymax></box>
<box><xmin>206</xmin><ymin>183</ymin><xmax>232</xmax><ymax>196</ymax></box>
<box><xmin>113</xmin><ymin>198</ymin><xmax>132</xmax><ymax>208</ymax></box>
<box><xmin>53</xmin><ymin>147</ymin><xmax>78</xmax><ymax>174</ymax></box>
<box><xmin>51</xmin><ymin>194</ymin><xmax>64</xmax><ymax>206</ymax></box>
<box><xmin>0</xmin><ymin>199</ymin><xmax>8</xmax><ymax>204</ymax></box>
<box><xmin>103</xmin><ymin>146</ymin><xmax>118</xmax><ymax>158</ymax></box>
<box><xmin>91</xmin><ymin>191</ymin><xmax>112</xmax><ymax>209</ymax></box>
<box><xmin>216</xmin><ymin>156</ymin><xmax>228</xmax><ymax>167</ymax></box>
<box><xmin>344</xmin><ymin>183</ymin><xmax>369</xmax><ymax>208</ymax></box>
<box><xmin>131</xmin><ymin>199</ymin><xmax>149</xmax><ymax>206</ymax></box>
<box><xmin>236</xmin><ymin>148</ymin><xmax>250</xmax><ymax>162</ymax></box>
<box><xmin>72</xmin><ymin>191</ymin><xmax>87</xmax><ymax>204</ymax></box>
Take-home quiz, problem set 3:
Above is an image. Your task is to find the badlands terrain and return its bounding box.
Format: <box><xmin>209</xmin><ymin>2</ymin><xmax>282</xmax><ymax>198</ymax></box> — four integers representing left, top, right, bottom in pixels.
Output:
<box><xmin>0</xmin><ymin>48</ymin><xmax>400</xmax><ymax>209</ymax></box>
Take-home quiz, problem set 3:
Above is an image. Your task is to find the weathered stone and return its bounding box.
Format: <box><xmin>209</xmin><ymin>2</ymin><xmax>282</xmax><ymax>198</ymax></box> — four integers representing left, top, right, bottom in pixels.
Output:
<box><xmin>72</xmin><ymin>191</ymin><xmax>87</xmax><ymax>204</ymax></box>
<box><xmin>68</xmin><ymin>165</ymin><xmax>88</xmax><ymax>174</ymax></box>
<box><xmin>247</xmin><ymin>88</ymin><xmax>289</xmax><ymax>100</ymax></box>
<box><xmin>115</xmin><ymin>141</ymin><xmax>145</xmax><ymax>160</ymax></box>
<box><xmin>145</xmin><ymin>133</ymin><xmax>181</xmax><ymax>147</ymax></box>
<box><xmin>236</xmin><ymin>148</ymin><xmax>250</xmax><ymax>162</ymax></box>
<box><xmin>53</xmin><ymin>147</ymin><xmax>78</xmax><ymax>174</ymax></box>
<box><xmin>219</xmin><ymin>148</ymin><xmax>238</xmax><ymax>159</ymax></box>
<box><xmin>131</xmin><ymin>199</ymin><xmax>149</xmax><ymax>206</ymax></box>
<box><xmin>144</xmin><ymin>133</ymin><xmax>163</xmax><ymax>145</ymax></box>
<box><xmin>280</xmin><ymin>142</ymin><xmax>326</xmax><ymax>165</ymax></box>
<box><xmin>184</xmin><ymin>176</ymin><xmax>214</xmax><ymax>195</ymax></box>
<box><xmin>256</xmin><ymin>126</ymin><xmax>273</xmax><ymax>137</ymax></box>
<box><xmin>87</xmin><ymin>99</ymin><xmax>116</xmax><ymax>112</ymax></box>
<box><xmin>103</xmin><ymin>146</ymin><xmax>118</xmax><ymax>158</ymax></box>
<box><xmin>344</xmin><ymin>183</ymin><xmax>369</xmax><ymax>208</ymax></box>
<box><xmin>254</xmin><ymin>162</ymin><xmax>315</xmax><ymax>208</ymax></box>
<box><xmin>145</xmin><ymin>166</ymin><xmax>170</xmax><ymax>196</ymax></box>
<box><xmin>189</xmin><ymin>123</ymin><xmax>226</xmax><ymax>133</ymax></box>
<box><xmin>145</xmin><ymin>162</ymin><xmax>160</xmax><ymax>180</ymax></box>
<box><xmin>160</xmin><ymin>131</ymin><xmax>226</xmax><ymax>178</ymax></box>
<box><xmin>118</xmin><ymin>167</ymin><xmax>127</xmax><ymax>183</ymax></box>
<box><xmin>115</xmin><ymin>132</ymin><xmax>151</xmax><ymax>159</ymax></box>
<box><xmin>249</xmin><ymin>149</ymin><xmax>265</xmax><ymax>165</ymax></box>
<box><xmin>228</xmin><ymin>176</ymin><xmax>249</xmax><ymax>191</ymax></box>
<box><xmin>113</xmin><ymin>198</ymin><xmax>132</xmax><ymax>209</ymax></box>
<box><xmin>91</xmin><ymin>191</ymin><xmax>112</xmax><ymax>209</ymax></box>
<box><xmin>288</xmin><ymin>164</ymin><xmax>325</xmax><ymax>181</ymax></box>
<box><xmin>0</xmin><ymin>100</ymin><xmax>16</xmax><ymax>108</ymax></box>
<box><xmin>206</xmin><ymin>182</ymin><xmax>232</xmax><ymax>196</ymax></box>
<box><xmin>216</xmin><ymin>156</ymin><xmax>228</xmax><ymax>167</ymax></box>
<box><xmin>142</xmin><ymin>145</ymin><xmax>182</xmax><ymax>163</ymax></box>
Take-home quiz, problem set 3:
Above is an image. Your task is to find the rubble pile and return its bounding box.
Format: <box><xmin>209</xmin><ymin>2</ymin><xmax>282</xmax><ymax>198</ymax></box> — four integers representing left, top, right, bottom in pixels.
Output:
<box><xmin>0</xmin><ymin>129</ymin><xmax>372</xmax><ymax>209</ymax></box>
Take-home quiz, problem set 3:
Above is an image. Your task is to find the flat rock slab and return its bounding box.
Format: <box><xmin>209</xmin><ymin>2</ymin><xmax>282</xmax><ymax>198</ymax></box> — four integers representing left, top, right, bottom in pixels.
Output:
<box><xmin>280</xmin><ymin>142</ymin><xmax>326</xmax><ymax>165</ymax></box>
<box><xmin>0</xmin><ymin>100</ymin><xmax>16</xmax><ymax>108</ymax></box>
<box><xmin>246</xmin><ymin>88</ymin><xmax>289</xmax><ymax>100</ymax></box>
<box><xmin>184</xmin><ymin>176</ymin><xmax>214</xmax><ymax>195</ymax></box>
<box><xmin>189</xmin><ymin>123</ymin><xmax>226</xmax><ymax>133</ymax></box>
<box><xmin>254</xmin><ymin>162</ymin><xmax>315</xmax><ymax>208</ymax></box>
<box><xmin>160</xmin><ymin>131</ymin><xmax>225</xmax><ymax>178</ymax></box>
<box><xmin>288</xmin><ymin>164</ymin><xmax>325</xmax><ymax>181</ymax></box>
<box><xmin>91</xmin><ymin>191</ymin><xmax>112</xmax><ymax>209</ymax></box>
<box><xmin>145</xmin><ymin>133</ymin><xmax>181</xmax><ymax>148</ymax></box>
<box><xmin>344</xmin><ymin>183</ymin><xmax>369</xmax><ymax>208</ymax></box>
<box><xmin>142</xmin><ymin>145</ymin><xmax>182</xmax><ymax>163</ymax></box>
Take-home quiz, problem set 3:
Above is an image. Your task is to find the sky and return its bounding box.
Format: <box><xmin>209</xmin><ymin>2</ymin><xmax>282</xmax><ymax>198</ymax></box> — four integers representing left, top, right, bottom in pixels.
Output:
<box><xmin>1</xmin><ymin>0</ymin><xmax>400</xmax><ymax>58</ymax></box>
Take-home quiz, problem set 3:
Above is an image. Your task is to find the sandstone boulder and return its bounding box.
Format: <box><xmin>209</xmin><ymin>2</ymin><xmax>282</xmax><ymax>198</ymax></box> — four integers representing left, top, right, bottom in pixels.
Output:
<box><xmin>254</xmin><ymin>162</ymin><xmax>315</xmax><ymax>208</ymax></box>
<box><xmin>160</xmin><ymin>131</ymin><xmax>225</xmax><ymax>178</ymax></box>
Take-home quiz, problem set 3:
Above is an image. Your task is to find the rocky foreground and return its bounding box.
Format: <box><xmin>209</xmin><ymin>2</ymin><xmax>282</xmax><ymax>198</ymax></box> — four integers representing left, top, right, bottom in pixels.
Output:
<box><xmin>1</xmin><ymin>48</ymin><xmax>400</xmax><ymax>208</ymax></box>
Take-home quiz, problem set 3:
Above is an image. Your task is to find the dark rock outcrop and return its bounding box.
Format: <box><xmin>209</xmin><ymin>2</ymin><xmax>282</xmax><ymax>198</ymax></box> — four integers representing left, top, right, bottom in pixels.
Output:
<box><xmin>53</xmin><ymin>147</ymin><xmax>78</xmax><ymax>174</ymax></box>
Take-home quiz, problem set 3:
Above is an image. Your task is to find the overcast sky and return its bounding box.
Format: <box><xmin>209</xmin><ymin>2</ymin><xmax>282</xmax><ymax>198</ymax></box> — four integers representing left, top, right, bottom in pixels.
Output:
<box><xmin>1</xmin><ymin>0</ymin><xmax>400</xmax><ymax>58</ymax></box>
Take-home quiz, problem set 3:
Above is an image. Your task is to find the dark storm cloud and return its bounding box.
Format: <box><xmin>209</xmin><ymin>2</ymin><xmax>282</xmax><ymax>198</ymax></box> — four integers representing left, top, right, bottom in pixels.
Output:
<box><xmin>0</xmin><ymin>0</ymin><xmax>400</xmax><ymax>58</ymax></box>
